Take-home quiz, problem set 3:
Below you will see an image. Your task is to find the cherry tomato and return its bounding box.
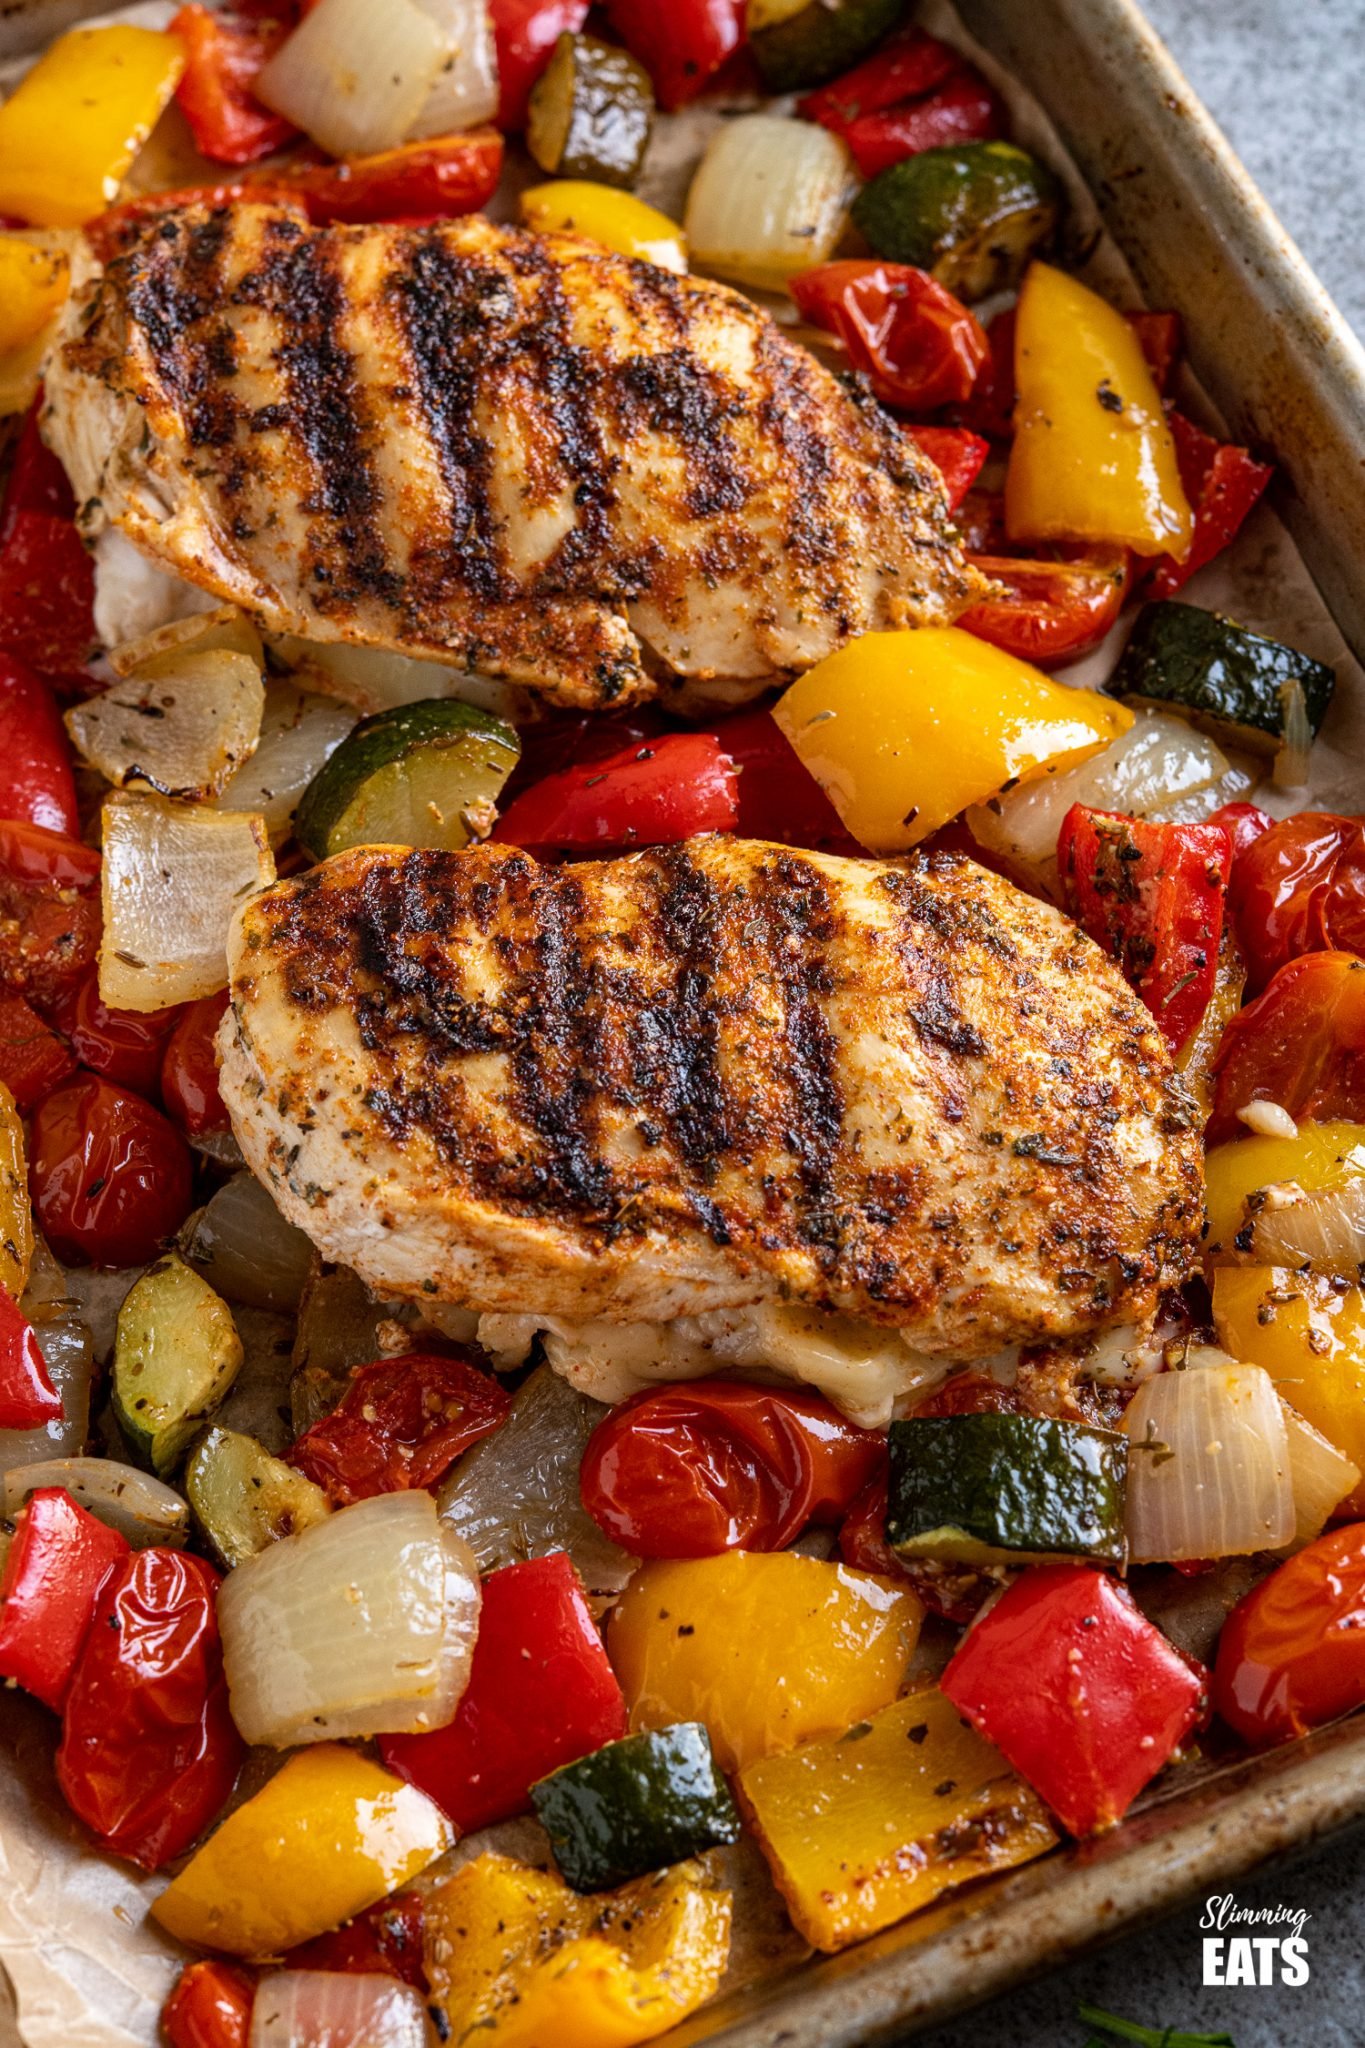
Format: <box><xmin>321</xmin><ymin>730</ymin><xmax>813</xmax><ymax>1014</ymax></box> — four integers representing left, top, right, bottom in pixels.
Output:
<box><xmin>161</xmin><ymin>992</ymin><xmax>231</xmax><ymax>1137</ymax></box>
<box><xmin>1229</xmin><ymin>810</ymin><xmax>1365</xmax><ymax>991</ymax></box>
<box><xmin>601</xmin><ymin>0</ymin><xmax>746</xmax><ymax>110</ymax></box>
<box><xmin>56</xmin><ymin>1548</ymin><xmax>242</xmax><ymax>1869</ymax></box>
<box><xmin>959</xmin><ymin>547</ymin><xmax>1131</xmax><ymax>666</ymax></box>
<box><xmin>49</xmin><ymin>972</ymin><xmax>182</xmax><ymax>1097</ymax></box>
<box><xmin>0</xmin><ymin>990</ymin><xmax>77</xmax><ymax>1110</ymax></box>
<box><xmin>0</xmin><ymin>653</ymin><xmax>78</xmax><ymax>835</ymax></box>
<box><xmin>1211</xmin><ymin>799</ymin><xmax>1273</xmax><ymax>864</ymax></box>
<box><xmin>901</xmin><ymin>425</ymin><xmax>989</xmax><ymax>513</ymax></box>
<box><xmin>791</xmin><ymin>261</ymin><xmax>988</xmax><ymax>412</ymax></box>
<box><xmin>30</xmin><ymin>1074</ymin><xmax>194</xmax><ymax>1267</ymax></box>
<box><xmin>580</xmin><ymin>1379</ymin><xmax>885</xmax><ymax>1556</ymax></box>
<box><xmin>161</xmin><ymin>1960</ymin><xmax>255</xmax><ymax>2048</ymax></box>
<box><xmin>288</xmin><ymin>1351</ymin><xmax>512</xmax><ymax>1505</ymax></box>
<box><xmin>493</xmin><ymin>732</ymin><xmax>739</xmax><ymax>852</ymax></box>
<box><xmin>0</xmin><ymin>818</ymin><xmax>100</xmax><ymax>1005</ymax></box>
<box><xmin>1207</xmin><ymin>950</ymin><xmax>1365</xmax><ymax>1145</ymax></box>
<box><xmin>285</xmin><ymin>1891</ymin><xmax>427</xmax><ymax>1989</ymax></box>
<box><xmin>1214</xmin><ymin>1523</ymin><xmax>1365</xmax><ymax>1747</ymax></box>
<box><xmin>839</xmin><ymin>1466</ymin><xmax>1004</xmax><ymax>1624</ymax></box>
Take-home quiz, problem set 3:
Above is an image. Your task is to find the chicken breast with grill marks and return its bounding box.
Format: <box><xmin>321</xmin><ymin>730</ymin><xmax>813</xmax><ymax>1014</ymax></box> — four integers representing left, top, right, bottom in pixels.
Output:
<box><xmin>42</xmin><ymin>203</ymin><xmax>982</xmax><ymax>711</ymax></box>
<box><xmin>219</xmin><ymin>837</ymin><xmax>1202</xmax><ymax>1373</ymax></box>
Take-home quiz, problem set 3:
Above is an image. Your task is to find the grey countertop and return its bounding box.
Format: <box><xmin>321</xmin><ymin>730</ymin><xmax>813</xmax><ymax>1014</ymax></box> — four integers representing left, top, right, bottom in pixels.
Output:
<box><xmin>914</xmin><ymin>4</ymin><xmax>1365</xmax><ymax>2043</ymax></box>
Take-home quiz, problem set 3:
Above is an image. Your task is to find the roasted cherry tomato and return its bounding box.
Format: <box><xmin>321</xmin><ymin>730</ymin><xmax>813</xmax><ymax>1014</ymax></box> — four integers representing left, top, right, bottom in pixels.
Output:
<box><xmin>839</xmin><ymin>1465</ymin><xmax>1003</xmax><ymax>1625</ymax></box>
<box><xmin>959</xmin><ymin>547</ymin><xmax>1131</xmax><ymax>666</ymax></box>
<box><xmin>1207</xmin><ymin>950</ymin><xmax>1365</xmax><ymax>1145</ymax></box>
<box><xmin>0</xmin><ymin>653</ymin><xmax>78</xmax><ymax>835</ymax></box>
<box><xmin>581</xmin><ymin>1379</ymin><xmax>885</xmax><ymax>1556</ymax></box>
<box><xmin>493</xmin><ymin>731</ymin><xmax>740</xmax><ymax>852</ymax></box>
<box><xmin>0</xmin><ymin>990</ymin><xmax>77</xmax><ymax>1110</ymax></box>
<box><xmin>162</xmin><ymin>1960</ymin><xmax>255</xmax><ymax>2048</ymax></box>
<box><xmin>1211</xmin><ymin>799</ymin><xmax>1273</xmax><ymax>865</ymax></box>
<box><xmin>601</xmin><ymin>0</ymin><xmax>747</xmax><ymax>110</ymax></box>
<box><xmin>288</xmin><ymin>1351</ymin><xmax>512</xmax><ymax>1505</ymax></box>
<box><xmin>1127</xmin><ymin>311</ymin><xmax>1182</xmax><ymax>393</ymax></box>
<box><xmin>1</xmin><ymin>398</ymin><xmax>76</xmax><ymax>535</ymax></box>
<box><xmin>1214</xmin><ymin>1523</ymin><xmax>1365</xmax><ymax>1747</ymax></box>
<box><xmin>169</xmin><ymin>5</ymin><xmax>297</xmax><ymax>165</ymax></box>
<box><xmin>0</xmin><ymin>818</ymin><xmax>100</xmax><ymax>1005</ymax></box>
<box><xmin>30</xmin><ymin>1074</ymin><xmax>194</xmax><ymax>1267</ymax></box>
<box><xmin>161</xmin><ymin>991</ymin><xmax>231</xmax><ymax>1137</ymax></box>
<box><xmin>1229</xmin><ymin>810</ymin><xmax>1365</xmax><ymax>992</ymax></box>
<box><xmin>49</xmin><ymin>972</ymin><xmax>182</xmax><ymax>1097</ymax></box>
<box><xmin>285</xmin><ymin>1891</ymin><xmax>427</xmax><ymax>1990</ymax></box>
<box><xmin>0</xmin><ymin>509</ymin><xmax>97</xmax><ymax>678</ymax></box>
<box><xmin>56</xmin><ymin>1548</ymin><xmax>242</xmax><ymax>1870</ymax></box>
<box><xmin>791</xmin><ymin>261</ymin><xmax>988</xmax><ymax>412</ymax></box>
<box><xmin>901</xmin><ymin>425</ymin><xmax>989</xmax><ymax>513</ymax></box>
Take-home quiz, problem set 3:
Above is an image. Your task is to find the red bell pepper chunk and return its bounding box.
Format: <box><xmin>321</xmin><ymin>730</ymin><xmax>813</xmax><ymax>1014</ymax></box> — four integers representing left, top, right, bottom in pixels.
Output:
<box><xmin>162</xmin><ymin>1960</ymin><xmax>255</xmax><ymax>2048</ymax></box>
<box><xmin>0</xmin><ymin>991</ymin><xmax>76</xmax><ymax>1110</ymax></box>
<box><xmin>839</xmin><ymin>67</ymin><xmax>1004</xmax><ymax>180</ymax></box>
<box><xmin>1</xmin><ymin>399</ymin><xmax>76</xmax><ymax>534</ymax></box>
<box><xmin>0</xmin><ymin>654</ymin><xmax>79</xmax><ymax>836</ymax></box>
<box><xmin>382</xmin><ymin>1553</ymin><xmax>626</xmax><ymax>1833</ymax></box>
<box><xmin>56</xmin><ymin>1547</ymin><xmax>243</xmax><ymax>1869</ymax></box>
<box><xmin>1214</xmin><ymin>1522</ymin><xmax>1365</xmax><ymax>1749</ymax></box>
<box><xmin>490</xmin><ymin>0</ymin><xmax>591</xmax><ymax>129</ymax></box>
<box><xmin>900</xmin><ymin>426</ymin><xmax>989</xmax><ymax>513</ymax></box>
<box><xmin>0</xmin><ymin>1288</ymin><xmax>62</xmax><ymax>1430</ymax></box>
<box><xmin>959</xmin><ymin>548</ymin><xmax>1130</xmax><ymax>667</ymax></box>
<box><xmin>170</xmin><ymin>5</ymin><xmax>297</xmax><ymax>165</ymax></box>
<box><xmin>49</xmin><ymin>971</ymin><xmax>183</xmax><ymax>1098</ymax></box>
<box><xmin>956</xmin><ymin>304</ymin><xmax>1016</xmax><ymax>440</ymax></box>
<box><xmin>0</xmin><ymin>820</ymin><xmax>101</xmax><ymax>1006</ymax></box>
<box><xmin>1228</xmin><ymin>809</ymin><xmax>1365</xmax><ymax>992</ymax></box>
<box><xmin>493</xmin><ymin>731</ymin><xmax>740</xmax><ymax>853</ymax></box>
<box><xmin>1145</xmin><ymin>411</ymin><xmax>1273</xmax><ymax>601</ymax></box>
<box><xmin>285</xmin><ymin>1891</ymin><xmax>426</xmax><ymax>1989</ymax></box>
<box><xmin>1127</xmin><ymin>309</ymin><xmax>1182</xmax><ymax>394</ymax></box>
<box><xmin>798</xmin><ymin>27</ymin><xmax>960</xmax><ymax>130</ymax></box>
<box><xmin>0</xmin><ymin>1488</ymin><xmax>128</xmax><ymax>1710</ymax></box>
<box><xmin>791</xmin><ymin>261</ymin><xmax>988</xmax><ymax>413</ymax></box>
<box><xmin>161</xmin><ymin>991</ymin><xmax>232</xmax><ymax>1136</ymax></box>
<box><xmin>0</xmin><ymin>509</ymin><xmax>97</xmax><ymax>677</ymax></box>
<box><xmin>1058</xmin><ymin>806</ymin><xmax>1232</xmax><ymax>1053</ymax></box>
<box><xmin>601</xmin><ymin>0</ymin><xmax>747</xmax><ymax>111</ymax></box>
<box><xmin>288</xmin><ymin>1351</ymin><xmax>512</xmax><ymax>1506</ymax></box>
<box><xmin>1206</xmin><ymin>950</ymin><xmax>1365</xmax><ymax>1146</ymax></box>
<box><xmin>941</xmin><ymin>1563</ymin><xmax>1208</xmax><ymax>1836</ymax></box>
<box><xmin>1211</xmin><ymin>798</ymin><xmax>1273</xmax><ymax>865</ymax></box>
<box><xmin>705</xmin><ymin>707</ymin><xmax>854</xmax><ymax>850</ymax></box>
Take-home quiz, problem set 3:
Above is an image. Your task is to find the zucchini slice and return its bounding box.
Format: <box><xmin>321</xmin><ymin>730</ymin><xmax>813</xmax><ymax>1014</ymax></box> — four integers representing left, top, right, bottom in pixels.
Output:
<box><xmin>295</xmin><ymin>697</ymin><xmax>520</xmax><ymax>862</ymax></box>
<box><xmin>747</xmin><ymin>0</ymin><xmax>904</xmax><ymax>93</ymax></box>
<box><xmin>851</xmin><ymin>141</ymin><xmax>1061</xmax><ymax>300</ymax></box>
<box><xmin>186</xmin><ymin>1424</ymin><xmax>331</xmax><ymax>1569</ymax></box>
<box><xmin>112</xmin><ymin>1254</ymin><xmax>244</xmax><ymax>1478</ymax></box>
<box><xmin>527</xmin><ymin>33</ymin><xmax>654</xmax><ymax>189</ymax></box>
<box><xmin>1108</xmin><ymin>600</ymin><xmax>1336</xmax><ymax>757</ymax></box>
<box><xmin>531</xmin><ymin>1724</ymin><xmax>741</xmax><ymax>1893</ymax></box>
<box><xmin>886</xmin><ymin>1413</ymin><xmax>1128</xmax><ymax>1566</ymax></box>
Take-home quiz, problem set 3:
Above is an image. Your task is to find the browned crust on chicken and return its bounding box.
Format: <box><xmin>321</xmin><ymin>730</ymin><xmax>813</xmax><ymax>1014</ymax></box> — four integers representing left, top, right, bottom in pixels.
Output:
<box><xmin>221</xmin><ymin>837</ymin><xmax>1202</xmax><ymax>1353</ymax></box>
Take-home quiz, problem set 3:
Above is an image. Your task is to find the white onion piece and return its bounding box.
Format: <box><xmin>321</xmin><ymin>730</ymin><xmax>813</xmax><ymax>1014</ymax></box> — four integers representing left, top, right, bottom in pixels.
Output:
<box><xmin>967</xmin><ymin>711</ymin><xmax>1230</xmax><ymax>892</ymax></box>
<box><xmin>408</xmin><ymin>0</ymin><xmax>498</xmax><ymax>136</ymax></box>
<box><xmin>1281</xmin><ymin>1401</ymin><xmax>1359</xmax><ymax>1545</ymax></box>
<box><xmin>108</xmin><ymin>605</ymin><xmax>264</xmax><ymax>682</ymax></box>
<box><xmin>257</xmin><ymin>0</ymin><xmax>447</xmax><ymax>157</ymax></box>
<box><xmin>219</xmin><ymin>1490</ymin><xmax>481</xmax><ymax>1746</ymax></box>
<box><xmin>270</xmin><ymin>635</ymin><xmax>520</xmax><ymax>723</ymax></box>
<box><xmin>1245</xmin><ymin>1177</ymin><xmax>1365</xmax><ymax>1274</ymax></box>
<box><xmin>685</xmin><ymin>115</ymin><xmax>854</xmax><ymax>292</ymax></box>
<box><xmin>92</xmin><ymin>529</ymin><xmax>216</xmax><ymax>650</ymax></box>
<box><xmin>212</xmin><ymin>682</ymin><xmax>355</xmax><ymax>843</ymax></box>
<box><xmin>1122</xmin><ymin>1361</ymin><xmax>1293</xmax><ymax>1562</ymax></box>
<box><xmin>250</xmin><ymin>1971</ymin><xmax>430</xmax><ymax>2048</ymax></box>
<box><xmin>2</xmin><ymin>1457</ymin><xmax>189</xmax><ymax>1547</ymax></box>
<box><xmin>100</xmin><ymin>793</ymin><xmax>275</xmax><ymax>1011</ymax></box>
<box><xmin>67</xmin><ymin>650</ymin><xmax>265</xmax><ymax>800</ymax></box>
<box><xmin>181</xmin><ymin>1173</ymin><xmax>315</xmax><ymax>1315</ymax></box>
<box><xmin>1274</xmin><ymin>679</ymin><xmax>1313</xmax><ymax>792</ymax></box>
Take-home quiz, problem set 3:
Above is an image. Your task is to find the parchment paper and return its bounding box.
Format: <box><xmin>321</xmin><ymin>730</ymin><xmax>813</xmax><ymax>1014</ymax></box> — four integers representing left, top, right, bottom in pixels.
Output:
<box><xmin>2</xmin><ymin>5</ymin><xmax>1363</xmax><ymax>2042</ymax></box>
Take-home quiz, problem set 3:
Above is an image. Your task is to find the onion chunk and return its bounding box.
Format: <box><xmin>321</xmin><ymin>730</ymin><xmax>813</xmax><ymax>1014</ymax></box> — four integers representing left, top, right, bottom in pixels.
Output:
<box><xmin>67</xmin><ymin>649</ymin><xmax>265</xmax><ymax>800</ymax></box>
<box><xmin>250</xmin><ymin>1971</ymin><xmax>431</xmax><ymax>2048</ymax></box>
<box><xmin>685</xmin><ymin>115</ymin><xmax>854</xmax><ymax>293</ymax></box>
<box><xmin>257</xmin><ymin>0</ymin><xmax>447</xmax><ymax>158</ymax></box>
<box><xmin>100</xmin><ymin>792</ymin><xmax>275</xmax><ymax>1012</ymax></box>
<box><xmin>1122</xmin><ymin>1358</ymin><xmax>1293</xmax><ymax>1562</ymax></box>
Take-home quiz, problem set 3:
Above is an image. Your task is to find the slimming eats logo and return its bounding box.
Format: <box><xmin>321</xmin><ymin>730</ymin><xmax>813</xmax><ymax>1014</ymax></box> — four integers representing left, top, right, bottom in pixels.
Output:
<box><xmin>1199</xmin><ymin>1892</ymin><xmax>1310</xmax><ymax>1986</ymax></box>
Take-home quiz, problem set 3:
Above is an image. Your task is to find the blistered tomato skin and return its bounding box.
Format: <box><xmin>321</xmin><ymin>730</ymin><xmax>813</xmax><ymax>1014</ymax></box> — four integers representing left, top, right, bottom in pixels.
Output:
<box><xmin>160</xmin><ymin>1959</ymin><xmax>254</xmax><ymax>2048</ymax></box>
<box><xmin>1214</xmin><ymin>1523</ymin><xmax>1365</xmax><ymax>1748</ymax></box>
<box><xmin>30</xmin><ymin>1073</ymin><xmax>194</xmax><ymax>1266</ymax></box>
<box><xmin>1230</xmin><ymin>811</ymin><xmax>1365</xmax><ymax>991</ymax></box>
<box><xmin>161</xmin><ymin>991</ymin><xmax>231</xmax><ymax>1137</ymax></box>
<box><xmin>50</xmin><ymin>971</ymin><xmax>181</xmax><ymax>1097</ymax></box>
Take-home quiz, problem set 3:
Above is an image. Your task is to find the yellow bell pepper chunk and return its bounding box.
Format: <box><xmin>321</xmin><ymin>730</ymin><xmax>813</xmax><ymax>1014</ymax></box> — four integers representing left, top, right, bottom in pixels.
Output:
<box><xmin>0</xmin><ymin>237</ymin><xmax>69</xmax><ymax>354</ymax></box>
<box><xmin>607</xmin><ymin>1553</ymin><xmax>922</xmax><ymax>1772</ymax></box>
<box><xmin>1213</xmin><ymin>1264</ymin><xmax>1365</xmax><ymax>1518</ymax></box>
<box><xmin>151</xmin><ymin>1745</ymin><xmax>452</xmax><ymax>1956</ymax></box>
<box><xmin>0</xmin><ymin>27</ymin><xmax>186</xmax><ymax>228</ymax></box>
<box><xmin>425</xmin><ymin>1853</ymin><xmax>731</xmax><ymax>2048</ymax></box>
<box><xmin>1005</xmin><ymin>261</ymin><xmax>1193</xmax><ymax>559</ymax></box>
<box><xmin>773</xmin><ymin>626</ymin><xmax>1131</xmax><ymax>853</ymax></box>
<box><xmin>737</xmin><ymin>1687</ymin><xmax>1057</xmax><ymax>1952</ymax></box>
<box><xmin>521</xmin><ymin>181</ymin><xmax>688</xmax><ymax>274</ymax></box>
<box><xmin>0</xmin><ymin>1081</ymin><xmax>33</xmax><ymax>1303</ymax></box>
<box><xmin>1203</xmin><ymin>1120</ymin><xmax>1365</xmax><ymax>1258</ymax></box>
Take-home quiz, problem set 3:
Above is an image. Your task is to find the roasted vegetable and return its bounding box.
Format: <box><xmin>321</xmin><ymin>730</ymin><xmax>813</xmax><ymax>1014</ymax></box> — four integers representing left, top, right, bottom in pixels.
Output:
<box><xmin>1203</xmin><ymin>1119</ymin><xmax>1365</xmax><ymax>1259</ymax></box>
<box><xmin>521</xmin><ymin>178</ymin><xmax>687</xmax><ymax>271</ymax></box>
<box><xmin>0</xmin><ymin>26</ymin><xmax>185</xmax><ymax>226</ymax></box>
<box><xmin>1108</xmin><ymin>601</ymin><xmax>1336</xmax><ymax>756</ymax></box>
<box><xmin>65</xmin><ymin>650</ymin><xmax>265</xmax><ymax>801</ymax></box>
<box><xmin>1213</xmin><ymin>1264</ymin><xmax>1365</xmax><ymax>1518</ymax></box>
<box><xmin>527</xmin><ymin>32</ymin><xmax>653</xmax><ymax>187</ymax></box>
<box><xmin>112</xmin><ymin>1254</ymin><xmax>243</xmax><ymax>1478</ymax></box>
<box><xmin>0</xmin><ymin>1078</ymin><xmax>34</xmax><ymax>1301</ymax></box>
<box><xmin>531</xmin><ymin>1724</ymin><xmax>740</xmax><ymax>1892</ymax></box>
<box><xmin>185</xmin><ymin>1424</ymin><xmax>331</xmax><ymax>1569</ymax></box>
<box><xmin>736</xmin><ymin>1687</ymin><xmax>1057</xmax><ymax>1951</ymax></box>
<box><xmin>851</xmin><ymin>141</ymin><xmax>1060</xmax><ymax>299</ymax></box>
<box><xmin>684</xmin><ymin>114</ymin><xmax>853</xmax><ymax>291</ymax></box>
<box><xmin>295</xmin><ymin>698</ymin><xmax>520</xmax><ymax>860</ymax></box>
<box><xmin>887</xmin><ymin>1414</ymin><xmax>1128</xmax><ymax>1565</ymax></box>
<box><xmin>747</xmin><ymin>0</ymin><xmax>904</xmax><ymax>93</ymax></box>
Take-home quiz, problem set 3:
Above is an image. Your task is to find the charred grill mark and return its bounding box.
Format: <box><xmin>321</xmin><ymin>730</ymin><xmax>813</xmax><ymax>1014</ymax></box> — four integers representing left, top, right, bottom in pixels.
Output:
<box><xmin>614</xmin><ymin>347</ymin><xmax>751</xmax><ymax>522</ymax></box>
<box><xmin>630</xmin><ymin>846</ymin><xmax>731</xmax><ymax>1196</ymax></box>
<box><xmin>505</xmin><ymin>869</ymin><xmax>615</xmax><ymax>1214</ymax></box>
<box><xmin>756</xmin><ymin>853</ymin><xmax>846</xmax><ymax>1251</ymax></box>
<box><xmin>124</xmin><ymin>212</ymin><xmax>238</xmax><ymax>448</ymax></box>
<box><xmin>236</xmin><ymin>228</ymin><xmax>395</xmax><ymax>613</ymax></box>
<box><xmin>753</xmin><ymin>325</ymin><xmax>841</xmax><ymax>571</ymax></box>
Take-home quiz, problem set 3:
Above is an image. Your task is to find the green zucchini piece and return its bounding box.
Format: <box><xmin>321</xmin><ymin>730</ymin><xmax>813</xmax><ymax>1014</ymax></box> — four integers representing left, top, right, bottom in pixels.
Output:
<box><xmin>295</xmin><ymin>697</ymin><xmax>520</xmax><ymax>862</ymax></box>
<box><xmin>886</xmin><ymin>1413</ymin><xmax>1127</xmax><ymax>1566</ymax></box>
<box><xmin>527</xmin><ymin>33</ymin><xmax>654</xmax><ymax>188</ymax></box>
<box><xmin>747</xmin><ymin>0</ymin><xmax>904</xmax><ymax>92</ymax></box>
<box><xmin>185</xmin><ymin>1424</ymin><xmax>331</xmax><ymax>1568</ymax></box>
<box><xmin>851</xmin><ymin>141</ymin><xmax>1061</xmax><ymax>301</ymax></box>
<box><xmin>112</xmin><ymin>1254</ymin><xmax>243</xmax><ymax>1478</ymax></box>
<box><xmin>1108</xmin><ymin>600</ymin><xmax>1336</xmax><ymax>757</ymax></box>
<box><xmin>531</xmin><ymin>1724</ymin><xmax>741</xmax><ymax>1893</ymax></box>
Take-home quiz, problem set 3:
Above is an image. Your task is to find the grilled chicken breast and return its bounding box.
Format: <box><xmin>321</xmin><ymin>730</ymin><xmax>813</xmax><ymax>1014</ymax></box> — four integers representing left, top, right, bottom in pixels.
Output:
<box><xmin>220</xmin><ymin>837</ymin><xmax>1201</xmax><ymax>1366</ymax></box>
<box><xmin>43</xmin><ymin>203</ymin><xmax>980</xmax><ymax>711</ymax></box>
